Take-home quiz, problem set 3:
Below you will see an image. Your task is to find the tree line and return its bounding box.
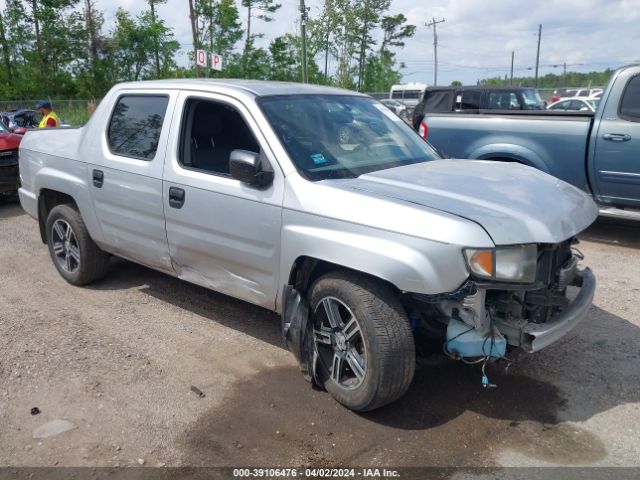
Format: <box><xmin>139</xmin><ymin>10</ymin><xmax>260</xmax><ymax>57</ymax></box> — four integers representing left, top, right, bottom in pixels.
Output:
<box><xmin>474</xmin><ymin>69</ymin><xmax>615</xmax><ymax>89</ymax></box>
<box><xmin>0</xmin><ymin>0</ymin><xmax>416</xmax><ymax>100</ymax></box>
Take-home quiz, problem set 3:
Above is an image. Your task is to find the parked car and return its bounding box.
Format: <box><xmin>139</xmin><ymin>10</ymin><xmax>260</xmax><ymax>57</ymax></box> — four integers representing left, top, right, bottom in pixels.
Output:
<box><xmin>19</xmin><ymin>80</ymin><xmax>597</xmax><ymax>411</ymax></box>
<box><xmin>561</xmin><ymin>88</ymin><xmax>603</xmax><ymax>100</ymax></box>
<box><xmin>413</xmin><ymin>64</ymin><xmax>640</xmax><ymax>214</ymax></box>
<box><xmin>1</xmin><ymin>109</ymin><xmax>42</xmax><ymax>131</ymax></box>
<box><xmin>547</xmin><ymin>98</ymin><xmax>599</xmax><ymax>112</ymax></box>
<box><xmin>411</xmin><ymin>86</ymin><xmax>545</xmax><ymax>129</ymax></box>
<box><xmin>0</xmin><ymin>121</ymin><xmax>23</xmax><ymax>196</ymax></box>
<box><xmin>379</xmin><ymin>98</ymin><xmax>407</xmax><ymax>117</ymax></box>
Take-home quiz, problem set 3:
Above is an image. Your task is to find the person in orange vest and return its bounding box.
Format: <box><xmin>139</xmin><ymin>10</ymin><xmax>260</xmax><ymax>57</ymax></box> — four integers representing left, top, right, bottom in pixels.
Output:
<box><xmin>36</xmin><ymin>100</ymin><xmax>60</xmax><ymax>128</ymax></box>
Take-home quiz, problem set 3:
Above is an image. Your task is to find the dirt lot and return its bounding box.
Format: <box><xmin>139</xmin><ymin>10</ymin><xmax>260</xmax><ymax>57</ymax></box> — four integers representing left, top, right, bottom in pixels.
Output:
<box><xmin>1</xmin><ymin>198</ymin><xmax>639</xmax><ymax>470</ymax></box>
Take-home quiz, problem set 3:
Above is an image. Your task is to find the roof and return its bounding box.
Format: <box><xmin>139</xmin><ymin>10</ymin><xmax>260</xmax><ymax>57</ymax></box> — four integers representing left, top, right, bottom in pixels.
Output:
<box><xmin>425</xmin><ymin>85</ymin><xmax>539</xmax><ymax>91</ymax></box>
<box><xmin>114</xmin><ymin>79</ymin><xmax>364</xmax><ymax>97</ymax></box>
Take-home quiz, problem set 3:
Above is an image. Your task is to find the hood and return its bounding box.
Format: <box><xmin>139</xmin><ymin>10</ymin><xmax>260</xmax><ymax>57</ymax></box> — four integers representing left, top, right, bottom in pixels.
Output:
<box><xmin>347</xmin><ymin>159</ymin><xmax>598</xmax><ymax>245</ymax></box>
<box><xmin>0</xmin><ymin>132</ymin><xmax>23</xmax><ymax>150</ymax></box>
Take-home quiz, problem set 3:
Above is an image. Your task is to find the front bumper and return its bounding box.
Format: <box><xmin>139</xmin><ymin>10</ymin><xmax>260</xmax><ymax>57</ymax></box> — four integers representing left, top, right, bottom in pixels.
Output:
<box><xmin>0</xmin><ymin>165</ymin><xmax>19</xmax><ymax>193</ymax></box>
<box><xmin>521</xmin><ymin>268</ymin><xmax>596</xmax><ymax>352</ymax></box>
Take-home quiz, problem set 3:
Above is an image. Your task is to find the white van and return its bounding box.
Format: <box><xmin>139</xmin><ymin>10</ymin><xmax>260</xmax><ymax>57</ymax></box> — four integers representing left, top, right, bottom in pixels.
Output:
<box><xmin>389</xmin><ymin>83</ymin><xmax>428</xmax><ymax>106</ymax></box>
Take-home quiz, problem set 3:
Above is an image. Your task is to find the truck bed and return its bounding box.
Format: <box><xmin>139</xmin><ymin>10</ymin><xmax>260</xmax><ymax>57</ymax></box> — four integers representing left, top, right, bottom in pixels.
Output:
<box><xmin>423</xmin><ymin>111</ymin><xmax>594</xmax><ymax>192</ymax></box>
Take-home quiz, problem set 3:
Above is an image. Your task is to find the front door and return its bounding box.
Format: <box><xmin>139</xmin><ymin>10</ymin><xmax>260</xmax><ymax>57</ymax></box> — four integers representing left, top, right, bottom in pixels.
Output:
<box><xmin>162</xmin><ymin>92</ymin><xmax>284</xmax><ymax>309</ymax></box>
<box><xmin>591</xmin><ymin>72</ymin><xmax>640</xmax><ymax>207</ymax></box>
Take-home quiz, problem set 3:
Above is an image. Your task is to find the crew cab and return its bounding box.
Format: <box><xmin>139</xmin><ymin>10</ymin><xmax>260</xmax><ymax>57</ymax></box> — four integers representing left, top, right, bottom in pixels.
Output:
<box><xmin>19</xmin><ymin>80</ymin><xmax>597</xmax><ymax>411</ymax></box>
<box><xmin>414</xmin><ymin>64</ymin><xmax>640</xmax><ymax>215</ymax></box>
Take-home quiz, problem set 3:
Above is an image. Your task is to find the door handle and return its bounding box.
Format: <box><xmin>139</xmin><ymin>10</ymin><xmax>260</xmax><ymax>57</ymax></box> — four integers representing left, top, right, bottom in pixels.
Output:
<box><xmin>92</xmin><ymin>169</ymin><xmax>104</xmax><ymax>188</ymax></box>
<box><xmin>168</xmin><ymin>186</ymin><xmax>185</xmax><ymax>209</ymax></box>
<box><xmin>603</xmin><ymin>133</ymin><xmax>631</xmax><ymax>142</ymax></box>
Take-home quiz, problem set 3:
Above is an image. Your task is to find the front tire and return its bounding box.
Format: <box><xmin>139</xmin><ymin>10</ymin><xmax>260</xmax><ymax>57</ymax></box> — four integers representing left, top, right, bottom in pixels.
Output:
<box><xmin>309</xmin><ymin>271</ymin><xmax>415</xmax><ymax>411</ymax></box>
<box><xmin>45</xmin><ymin>204</ymin><xmax>110</xmax><ymax>286</ymax></box>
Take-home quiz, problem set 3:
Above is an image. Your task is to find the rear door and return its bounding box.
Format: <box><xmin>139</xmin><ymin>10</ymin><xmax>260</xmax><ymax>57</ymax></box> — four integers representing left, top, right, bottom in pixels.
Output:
<box><xmin>87</xmin><ymin>90</ymin><xmax>177</xmax><ymax>272</ymax></box>
<box><xmin>591</xmin><ymin>71</ymin><xmax>640</xmax><ymax>206</ymax></box>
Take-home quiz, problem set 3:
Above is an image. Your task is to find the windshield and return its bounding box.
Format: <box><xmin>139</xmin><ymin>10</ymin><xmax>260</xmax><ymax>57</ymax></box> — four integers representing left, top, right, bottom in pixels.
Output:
<box><xmin>259</xmin><ymin>95</ymin><xmax>440</xmax><ymax>181</ymax></box>
<box><xmin>522</xmin><ymin>89</ymin><xmax>544</xmax><ymax>107</ymax></box>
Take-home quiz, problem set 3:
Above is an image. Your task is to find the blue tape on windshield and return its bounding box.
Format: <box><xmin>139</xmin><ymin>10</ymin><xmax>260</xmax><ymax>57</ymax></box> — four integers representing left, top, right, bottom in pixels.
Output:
<box><xmin>310</xmin><ymin>153</ymin><xmax>327</xmax><ymax>165</ymax></box>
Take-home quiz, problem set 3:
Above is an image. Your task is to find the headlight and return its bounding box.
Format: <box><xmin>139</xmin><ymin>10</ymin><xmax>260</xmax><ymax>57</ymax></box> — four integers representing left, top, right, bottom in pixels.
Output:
<box><xmin>464</xmin><ymin>245</ymin><xmax>537</xmax><ymax>283</ymax></box>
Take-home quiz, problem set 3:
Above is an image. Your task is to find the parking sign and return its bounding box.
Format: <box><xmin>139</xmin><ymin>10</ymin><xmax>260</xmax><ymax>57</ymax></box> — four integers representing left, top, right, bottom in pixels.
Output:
<box><xmin>211</xmin><ymin>53</ymin><xmax>222</xmax><ymax>71</ymax></box>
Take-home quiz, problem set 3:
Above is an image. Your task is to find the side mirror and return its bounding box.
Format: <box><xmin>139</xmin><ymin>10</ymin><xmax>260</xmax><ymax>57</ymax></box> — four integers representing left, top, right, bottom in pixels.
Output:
<box><xmin>12</xmin><ymin>127</ymin><xmax>27</xmax><ymax>135</ymax></box>
<box><xmin>229</xmin><ymin>149</ymin><xmax>273</xmax><ymax>187</ymax></box>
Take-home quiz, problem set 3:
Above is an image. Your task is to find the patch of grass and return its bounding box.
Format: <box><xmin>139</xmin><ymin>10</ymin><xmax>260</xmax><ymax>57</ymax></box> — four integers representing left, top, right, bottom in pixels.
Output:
<box><xmin>55</xmin><ymin>102</ymin><xmax>94</xmax><ymax>126</ymax></box>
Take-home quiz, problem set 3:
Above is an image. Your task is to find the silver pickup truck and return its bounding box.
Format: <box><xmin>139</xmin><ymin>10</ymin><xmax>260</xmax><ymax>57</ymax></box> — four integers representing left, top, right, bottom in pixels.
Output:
<box><xmin>19</xmin><ymin>80</ymin><xmax>598</xmax><ymax>411</ymax></box>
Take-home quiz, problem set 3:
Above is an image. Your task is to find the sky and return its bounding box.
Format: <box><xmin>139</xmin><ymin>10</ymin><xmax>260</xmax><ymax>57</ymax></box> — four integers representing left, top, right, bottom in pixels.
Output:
<box><xmin>8</xmin><ymin>0</ymin><xmax>640</xmax><ymax>88</ymax></box>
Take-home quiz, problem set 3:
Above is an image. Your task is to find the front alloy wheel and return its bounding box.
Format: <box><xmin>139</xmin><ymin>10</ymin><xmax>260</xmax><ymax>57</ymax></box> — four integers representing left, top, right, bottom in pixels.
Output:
<box><xmin>314</xmin><ymin>297</ymin><xmax>367</xmax><ymax>390</ymax></box>
<box><xmin>309</xmin><ymin>271</ymin><xmax>415</xmax><ymax>411</ymax></box>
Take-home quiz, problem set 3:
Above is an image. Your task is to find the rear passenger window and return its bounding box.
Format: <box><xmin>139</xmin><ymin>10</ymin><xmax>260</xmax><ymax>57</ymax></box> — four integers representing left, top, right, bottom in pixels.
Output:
<box><xmin>458</xmin><ymin>90</ymin><xmax>481</xmax><ymax>110</ymax></box>
<box><xmin>107</xmin><ymin>95</ymin><xmax>169</xmax><ymax>160</ymax></box>
<box><xmin>487</xmin><ymin>92</ymin><xmax>520</xmax><ymax>110</ymax></box>
<box><xmin>620</xmin><ymin>75</ymin><xmax>640</xmax><ymax>121</ymax></box>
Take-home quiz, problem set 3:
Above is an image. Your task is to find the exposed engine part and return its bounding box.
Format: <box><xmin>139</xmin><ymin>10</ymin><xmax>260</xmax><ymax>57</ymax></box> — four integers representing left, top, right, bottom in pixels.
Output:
<box><xmin>407</xmin><ymin>238</ymin><xmax>587</xmax><ymax>354</ymax></box>
<box><xmin>439</xmin><ymin>289</ymin><xmax>489</xmax><ymax>332</ymax></box>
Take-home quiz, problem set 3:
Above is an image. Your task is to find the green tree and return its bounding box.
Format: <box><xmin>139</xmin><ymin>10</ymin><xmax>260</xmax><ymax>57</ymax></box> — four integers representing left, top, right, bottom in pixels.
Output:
<box><xmin>361</xmin><ymin>13</ymin><xmax>415</xmax><ymax>92</ymax></box>
<box><xmin>354</xmin><ymin>0</ymin><xmax>390</xmax><ymax>91</ymax></box>
<box><xmin>111</xmin><ymin>8</ymin><xmax>179</xmax><ymax>81</ymax></box>
<box><xmin>196</xmin><ymin>0</ymin><xmax>243</xmax><ymax>71</ymax></box>
<box><xmin>268</xmin><ymin>33</ymin><xmax>324</xmax><ymax>83</ymax></box>
<box><xmin>25</xmin><ymin>0</ymin><xmax>87</xmax><ymax>96</ymax></box>
<box><xmin>144</xmin><ymin>0</ymin><xmax>178</xmax><ymax>79</ymax></box>
<box><xmin>241</xmin><ymin>0</ymin><xmax>281</xmax><ymax>76</ymax></box>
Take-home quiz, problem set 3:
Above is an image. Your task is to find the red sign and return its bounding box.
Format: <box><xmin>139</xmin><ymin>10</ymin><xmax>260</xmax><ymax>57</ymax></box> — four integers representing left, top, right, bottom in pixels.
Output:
<box><xmin>196</xmin><ymin>49</ymin><xmax>206</xmax><ymax>67</ymax></box>
<box><xmin>211</xmin><ymin>53</ymin><xmax>222</xmax><ymax>71</ymax></box>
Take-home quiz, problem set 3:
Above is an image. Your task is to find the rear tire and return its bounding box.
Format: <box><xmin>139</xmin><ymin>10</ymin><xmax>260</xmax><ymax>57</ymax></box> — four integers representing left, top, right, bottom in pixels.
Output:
<box><xmin>45</xmin><ymin>204</ymin><xmax>110</xmax><ymax>286</ymax></box>
<box><xmin>309</xmin><ymin>271</ymin><xmax>415</xmax><ymax>411</ymax></box>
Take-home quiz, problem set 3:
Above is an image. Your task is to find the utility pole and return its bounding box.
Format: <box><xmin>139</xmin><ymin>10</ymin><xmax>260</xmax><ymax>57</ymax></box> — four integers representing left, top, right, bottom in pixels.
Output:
<box><xmin>510</xmin><ymin>51</ymin><xmax>514</xmax><ymax>86</ymax></box>
<box><xmin>323</xmin><ymin>0</ymin><xmax>331</xmax><ymax>81</ymax></box>
<box><xmin>188</xmin><ymin>0</ymin><xmax>199</xmax><ymax>78</ymax></box>
<box><xmin>425</xmin><ymin>17</ymin><xmax>445</xmax><ymax>86</ymax></box>
<box><xmin>299</xmin><ymin>0</ymin><xmax>309</xmax><ymax>83</ymax></box>
<box><xmin>563</xmin><ymin>61</ymin><xmax>567</xmax><ymax>86</ymax></box>
<box><xmin>534</xmin><ymin>24</ymin><xmax>542</xmax><ymax>87</ymax></box>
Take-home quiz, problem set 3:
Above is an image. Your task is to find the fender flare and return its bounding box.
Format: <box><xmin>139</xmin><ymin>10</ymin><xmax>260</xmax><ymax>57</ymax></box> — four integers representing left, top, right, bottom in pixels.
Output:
<box><xmin>34</xmin><ymin>166</ymin><xmax>104</xmax><ymax>244</ymax></box>
<box><xmin>468</xmin><ymin>143</ymin><xmax>550</xmax><ymax>174</ymax></box>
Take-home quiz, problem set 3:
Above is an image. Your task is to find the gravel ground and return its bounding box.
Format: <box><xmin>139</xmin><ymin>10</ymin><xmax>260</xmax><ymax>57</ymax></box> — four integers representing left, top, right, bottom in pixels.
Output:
<box><xmin>0</xmin><ymin>198</ymin><xmax>639</xmax><ymax>470</ymax></box>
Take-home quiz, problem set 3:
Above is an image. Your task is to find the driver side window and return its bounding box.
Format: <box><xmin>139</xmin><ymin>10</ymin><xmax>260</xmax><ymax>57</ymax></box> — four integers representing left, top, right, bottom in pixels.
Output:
<box><xmin>179</xmin><ymin>98</ymin><xmax>260</xmax><ymax>176</ymax></box>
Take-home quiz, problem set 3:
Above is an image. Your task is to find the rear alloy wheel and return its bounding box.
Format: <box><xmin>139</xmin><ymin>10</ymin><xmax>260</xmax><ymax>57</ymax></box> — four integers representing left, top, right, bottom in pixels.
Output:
<box><xmin>51</xmin><ymin>218</ymin><xmax>81</xmax><ymax>275</ymax></box>
<box><xmin>310</xmin><ymin>271</ymin><xmax>415</xmax><ymax>411</ymax></box>
<box><xmin>46</xmin><ymin>204</ymin><xmax>110</xmax><ymax>286</ymax></box>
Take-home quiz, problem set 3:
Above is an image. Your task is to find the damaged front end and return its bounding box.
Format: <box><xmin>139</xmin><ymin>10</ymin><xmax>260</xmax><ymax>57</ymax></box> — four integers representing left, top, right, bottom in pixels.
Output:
<box><xmin>406</xmin><ymin>239</ymin><xmax>596</xmax><ymax>359</ymax></box>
